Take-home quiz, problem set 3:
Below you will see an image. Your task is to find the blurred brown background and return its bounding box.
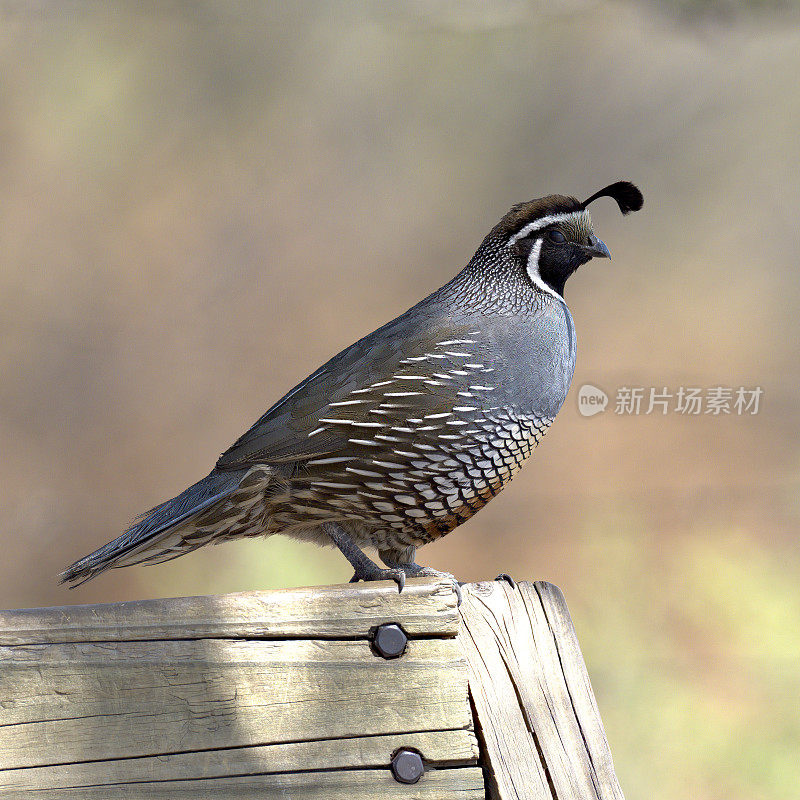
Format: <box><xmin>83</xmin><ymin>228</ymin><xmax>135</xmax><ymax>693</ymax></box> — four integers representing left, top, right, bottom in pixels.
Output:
<box><xmin>1</xmin><ymin>2</ymin><xmax>798</xmax><ymax>798</ymax></box>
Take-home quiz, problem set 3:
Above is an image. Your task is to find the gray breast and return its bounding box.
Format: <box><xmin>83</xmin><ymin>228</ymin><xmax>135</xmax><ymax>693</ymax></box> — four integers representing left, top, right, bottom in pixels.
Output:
<box><xmin>470</xmin><ymin>296</ymin><xmax>576</xmax><ymax>421</ymax></box>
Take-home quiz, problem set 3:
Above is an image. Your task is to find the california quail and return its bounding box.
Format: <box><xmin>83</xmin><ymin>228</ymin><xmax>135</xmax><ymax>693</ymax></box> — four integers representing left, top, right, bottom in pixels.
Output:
<box><xmin>61</xmin><ymin>182</ymin><xmax>643</xmax><ymax>590</ymax></box>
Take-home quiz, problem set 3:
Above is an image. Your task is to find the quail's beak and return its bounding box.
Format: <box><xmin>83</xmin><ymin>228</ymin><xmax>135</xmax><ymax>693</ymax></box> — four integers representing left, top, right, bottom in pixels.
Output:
<box><xmin>585</xmin><ymin>235</ymin><xmax>612</xmax><ymax>261</ymax></box>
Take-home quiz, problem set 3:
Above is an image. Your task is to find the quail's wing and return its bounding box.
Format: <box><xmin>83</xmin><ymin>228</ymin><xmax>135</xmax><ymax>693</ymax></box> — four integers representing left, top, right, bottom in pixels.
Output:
<box><xmin>215</xmin><ymin>311</ymin><xmax>486</xmax><ymax>471</ymax></box>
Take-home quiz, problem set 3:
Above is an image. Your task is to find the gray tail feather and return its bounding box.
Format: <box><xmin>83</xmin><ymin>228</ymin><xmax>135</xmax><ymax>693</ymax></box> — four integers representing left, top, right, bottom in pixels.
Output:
<box><xmin>59</xmin><ymin>470</ymin><xmax>246</xmax><ymax>588</ymax></box>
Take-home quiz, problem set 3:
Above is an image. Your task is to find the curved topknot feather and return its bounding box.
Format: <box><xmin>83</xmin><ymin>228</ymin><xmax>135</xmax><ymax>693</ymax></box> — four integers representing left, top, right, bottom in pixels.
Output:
<box><xmin>581</xmin><ymin>181</ymin><xmax>643</xmax><ymax>215</ymax></box>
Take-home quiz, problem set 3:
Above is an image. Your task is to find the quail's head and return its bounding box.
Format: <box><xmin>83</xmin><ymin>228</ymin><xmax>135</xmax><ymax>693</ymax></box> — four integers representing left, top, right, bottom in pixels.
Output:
<box><xmin>492</xmin><ymin>181</ymin><xmax>643</xmax><ymax>299</ymax></box>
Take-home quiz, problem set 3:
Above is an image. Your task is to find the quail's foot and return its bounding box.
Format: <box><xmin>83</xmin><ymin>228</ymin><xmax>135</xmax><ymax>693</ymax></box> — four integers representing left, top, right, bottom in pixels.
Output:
<box><xmin>348</xmin><ymin>564</ymin><xmax>406</xmax><ymax>592</ymax></box>
<box><xmin>384</xmin><ymin>562</ymin><xmax>463</xmax><ymax>606</ymax></box>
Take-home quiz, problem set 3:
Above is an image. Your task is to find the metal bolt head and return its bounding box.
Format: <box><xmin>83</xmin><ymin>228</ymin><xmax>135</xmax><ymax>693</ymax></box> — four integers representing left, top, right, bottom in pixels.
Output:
<box><xmin>373</xmin><ymin>623</ymin><xmax>407</xmax><ymax>659</ymax></box>
<box><xmin>391</xmin><ymin>748</ymin><xmax>424</xmax><ymax>784</ymax></box>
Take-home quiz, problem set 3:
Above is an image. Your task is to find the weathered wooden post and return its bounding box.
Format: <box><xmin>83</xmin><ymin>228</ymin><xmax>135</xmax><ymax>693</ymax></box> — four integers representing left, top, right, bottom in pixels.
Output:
<box><xmin>0</xmin><ymin>578</ymin><xmax>623</xmax><ymax>799</ymax></box>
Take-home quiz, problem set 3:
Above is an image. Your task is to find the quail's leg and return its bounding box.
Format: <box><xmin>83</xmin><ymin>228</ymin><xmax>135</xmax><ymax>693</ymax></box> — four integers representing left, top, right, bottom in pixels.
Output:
<box><xmin>379</xmin><ymin>546</ymin><xmax>463</xmax><ymax>606</ymax></box>
<box><xmin>322</xmin><ymin>523</ymin><xmax>406</xmax><ymax>591</ymax></box>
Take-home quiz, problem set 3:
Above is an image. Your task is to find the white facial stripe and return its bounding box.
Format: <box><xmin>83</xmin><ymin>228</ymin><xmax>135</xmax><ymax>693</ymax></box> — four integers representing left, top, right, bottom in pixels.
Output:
<box><xmin>524</xmin><ymin>238</ymin><xmax>562</xmax><ymax>300</ymax></box>
<box><xmin>508</xmin><ymin>211</ymin><xmax>584</xmax><ymax>245</ymax></box>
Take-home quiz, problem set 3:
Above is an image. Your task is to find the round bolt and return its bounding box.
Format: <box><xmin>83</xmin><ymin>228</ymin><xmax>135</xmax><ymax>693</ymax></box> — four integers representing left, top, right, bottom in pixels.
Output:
<box><xmin>391</xmin><ymin>748</ymin><xmax>424</xmax><ymax>784</ymax></box>
<box><xmin>373</xmin><ymin>623</ymin><xmax>407</xmax><ymax>659</ymax></box>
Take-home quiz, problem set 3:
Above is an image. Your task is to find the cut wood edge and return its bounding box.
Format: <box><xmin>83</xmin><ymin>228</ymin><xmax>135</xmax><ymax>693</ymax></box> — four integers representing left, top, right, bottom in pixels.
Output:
<box><xmin>459</xmin><ymin>582</ymin><xmax>553</xmax><ymax>800</ymax></box>
<box><xmin>531</xmin><ymin>582</ymin><xmax>624</xmax><ymax>800</ymax></box>
<box><xmin>459</xmin><ymin>580</ymin><xmax>624</xmax><ymax>800</ymax></box>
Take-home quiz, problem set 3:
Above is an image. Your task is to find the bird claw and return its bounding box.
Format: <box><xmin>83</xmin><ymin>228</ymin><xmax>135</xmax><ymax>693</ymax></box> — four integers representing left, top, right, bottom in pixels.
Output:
<box><xmin>495</xmin><ymin>573</ymin><xmax>516</xmax><ymax>589</ymax></box>
<box><xmin>349</xmin><ymin>567</ymin><xmax>406</xmax><ymax>592</ymax></box>
<box><xmin>392</xmin><ymin>569</ymin><xmax>406</xmax><ymax>592</ymax></box>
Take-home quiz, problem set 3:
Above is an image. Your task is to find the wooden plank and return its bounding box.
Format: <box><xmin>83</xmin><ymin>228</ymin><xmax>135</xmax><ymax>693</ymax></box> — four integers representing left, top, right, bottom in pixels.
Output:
<box><xmin>0</xmin><ymin>730</ymin><xmax>479</xmax><ymax>792</ymax></box>
<box><xmin>459</xmin><ymin>581</ymin><xmax>624</xmax><ymax>800</ymax></box>
<box><xmin>0</xmin><ymin>637</ymin><xmax>471</xmax><ymax>770</ymax></box>
<box><xmin>0</xmin><ymin>767</ymin><xmax>486</xmax><ymax>799</ymax></box>
<box><xmin>0</xmin><ymin>578</ymin><xmax>459</xmax><ymax>645</ymax></box>
<box><xmin>0</xmin><ymin>578</ymin><xmax>625</xmax><ymax>800</ymax></box>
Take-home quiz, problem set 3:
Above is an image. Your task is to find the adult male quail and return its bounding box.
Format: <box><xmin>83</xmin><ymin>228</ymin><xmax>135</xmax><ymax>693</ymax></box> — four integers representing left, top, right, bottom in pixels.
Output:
<box><xmin>61</xmin><ymin>181</ymin><xmax>643</xmax><ymax>590</ymax></box>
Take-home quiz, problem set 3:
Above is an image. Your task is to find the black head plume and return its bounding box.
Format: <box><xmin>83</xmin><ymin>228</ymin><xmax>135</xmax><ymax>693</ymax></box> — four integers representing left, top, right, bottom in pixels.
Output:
<box><xmin>581</xmin><ymin>181</ymin><xmax>643</xmax><ymax>215</ymax></box>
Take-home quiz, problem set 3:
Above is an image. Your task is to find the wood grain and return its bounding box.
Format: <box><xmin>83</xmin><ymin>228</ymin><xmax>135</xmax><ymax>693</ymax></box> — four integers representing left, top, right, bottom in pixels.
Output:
<box><xmin>459</xmin><ymin>580</ymin><xmax>624</xmax><ymax>800</ymax></box>
<box><xmin>459</xmin><ymin>583</ymin><xmax>552</xmax><ymax>800</ymax></box>
<box><xmin>532</xmin><ymin>582</ymin><xmax>623</xmax><ymax>800</ymax></box>
<box><xmin>0</xmin><ymin>767</ymin><xmax>486</xmax><ymax>799</ymax></box>
<box><xmin>0</xmin><ymin>578</ymin><xmax>459</xmax><ymax>645</ymax></box>
<box><xmin>0</xmin><ymin>730</ymin><xmax>479</xmax><ymax>791</ymax></box>
<box><xmin>0</xmin><ymin>637</ymin><xmax>470</xmax><ymax>770</ymax></box>
<box><xmin>0</xmin><ymin>577</ymin><xmax>626</xmax><ymax>800</ymax></box>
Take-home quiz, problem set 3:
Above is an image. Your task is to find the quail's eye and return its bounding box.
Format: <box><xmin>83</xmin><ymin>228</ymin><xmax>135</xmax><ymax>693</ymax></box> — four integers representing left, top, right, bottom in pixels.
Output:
<box><xmin>548</xmin><ymin>229</ymin><xmax>566</xmax><ymax>243</ymax></box>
